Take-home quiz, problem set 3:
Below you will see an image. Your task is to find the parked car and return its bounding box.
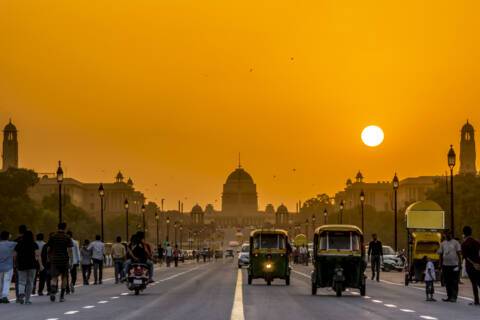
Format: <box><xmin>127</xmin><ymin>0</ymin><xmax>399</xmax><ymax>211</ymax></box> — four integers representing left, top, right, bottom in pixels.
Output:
<box><xmin>225</xmin><ymin>249</ymin><xmax>235</xmax><ymax>258</ymax></box>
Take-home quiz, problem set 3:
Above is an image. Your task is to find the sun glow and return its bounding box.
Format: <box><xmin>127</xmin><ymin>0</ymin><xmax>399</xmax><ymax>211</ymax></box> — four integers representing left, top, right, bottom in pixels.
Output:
<box><xmin>361</xmin><ymin>126</ymin><xmax>384</xmax><ymax>147</ymax></box>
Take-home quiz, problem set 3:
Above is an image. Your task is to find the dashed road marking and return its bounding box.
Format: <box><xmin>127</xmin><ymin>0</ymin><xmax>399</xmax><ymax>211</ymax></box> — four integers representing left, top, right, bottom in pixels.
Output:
<box><xmin>420</xmin><ymin>316</ymin><xmax>438</xmax><ymax>320</ymax></box>
<box><xmin>384</xmin><ymin>304</ymin><xmax>397</xmax><ymax>308</ymax></box>
<box><xmin>121</xmin><ymin>293</ymin><xmax>129</xmax><ymax>296</ymax></box>
<box><xmin>64</xmin><ymin>311</ymin><xmax>79</xmax><ymax>315</ymax></box>
<box><xmin>98</xmin><ymin>300</ymin><xmax>108</xmax><ymax>304</ymax></box>
<box><xmin>83</xmin><ymin>305</ymin><xmax>95</xmax><ymax>309</ymax></box>
<box><xmin>372</xmin><ymin>299</ymin><xmax>383</xmax><ymax>303</ymax></box>
<box><xmin>110</xmin><ymin>296</ymin><xmax>119</xmax><ymax>299</ymax></box>
<box><xmin>401</xmin><ymin>309</ymin><xmax>415</xmax><ymax>313</ymax></box>
<box><xmin>230</xmin><ymin>269</ymin><xmax>245</xmax><ymax>320</ymax></box>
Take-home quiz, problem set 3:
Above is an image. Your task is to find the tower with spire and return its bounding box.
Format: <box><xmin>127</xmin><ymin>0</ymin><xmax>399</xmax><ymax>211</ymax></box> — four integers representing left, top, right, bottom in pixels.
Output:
<box><xmin>2</xmin><ymin>120</ymin><xmax>18</xmax><ymax>171</ymax></box>
<box><xmin>459</xmin><ymin>121</ymin><xmax>477</xmax><ymax>175</ymax></box>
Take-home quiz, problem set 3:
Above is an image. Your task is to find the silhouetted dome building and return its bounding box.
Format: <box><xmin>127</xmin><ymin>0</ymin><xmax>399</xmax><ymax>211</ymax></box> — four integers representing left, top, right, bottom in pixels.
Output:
<box><xmin>115</xmin><ymin>171</ymin><xmax>124</xmax><ymax>183</ymax></box>
<box><xmin>460</xmin><ymin>121</ymin><xmax>477</xmax><ymax>175</ymax></box>
<box><xmin>355</xmin><ymin>171</ymin><xmax>364</xmax><ymax>183</ymax></box>
<box><xmin>2</xmin><ymin>119</ymin><xmax>18</xmax><ymax>171</ymax></box>
<box><xmin>265</xmin><ymin>204</ymin><xmax>275</xmax><ymax>215</ymax></box>
<box><xmin>191</xmin><ymin>204</ymin><xmax>204</xmax><ymax>224</ymax></box>
<box><xmin>221</xmin><ymin>166</ymin><xmax>258</xmax><ymax>216</ymax></box>
<box><xmin>127</xmin><ymin>178</ymin><xmax>134</xmax><ymax>186</ymax></box>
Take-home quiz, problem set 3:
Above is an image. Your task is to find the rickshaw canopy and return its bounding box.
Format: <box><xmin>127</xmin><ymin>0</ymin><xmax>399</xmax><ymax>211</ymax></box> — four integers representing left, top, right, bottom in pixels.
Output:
<box><xmin>314</xmin><ymin>224</ymin><xmax>363</xmax><ymax>236</ymax></box>
<box><xmin>293</xmin><ymin>234</ymin><xmax>307</xmax><ymax>246</ymax></box>
<box><xmin>405</xmin><ymin>200</ymin><xmax>445</xmax><ymax>230</ymax></box>
<box><xmin>250</xmin><ymin>229</ymin><xmax>289</xmax><ymax>238</ymax></box>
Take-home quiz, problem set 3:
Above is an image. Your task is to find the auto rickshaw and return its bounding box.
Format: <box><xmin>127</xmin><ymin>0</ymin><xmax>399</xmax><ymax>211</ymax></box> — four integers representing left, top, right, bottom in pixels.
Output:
<box><xmin>311</xmin><ymin>225</ymin><xmax>366</xmax><ymax>297</ymax></box>
<box><xmin>248</xmin><ymin>229</ymin><xmax>290</xmax><ymax>286</ymax></box>
<box><xmin>404</xmin><ymin>200</ymin><xmax>445</xmax><ymax>286</ymax></box>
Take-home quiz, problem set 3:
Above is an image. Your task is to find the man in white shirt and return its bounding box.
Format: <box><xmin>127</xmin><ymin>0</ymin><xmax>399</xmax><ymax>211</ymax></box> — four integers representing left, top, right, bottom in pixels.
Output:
<box><xmin>67</xmin><ymin>231</ymin><xmax>81</xmax><ymax>293</ymax></box>
<box><xmin>437</xmin><ymin>231</ymin><xmax>462</xmax><ymax>302</ymax></box>
<box><xmin>87</xmin><ymin>235</ymin><xmax>105</xmax><ymax>285</ymax></box>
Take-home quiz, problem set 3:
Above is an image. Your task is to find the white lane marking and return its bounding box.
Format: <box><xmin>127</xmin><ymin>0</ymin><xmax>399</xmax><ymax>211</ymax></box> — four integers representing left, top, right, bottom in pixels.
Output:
<box><xmin>110</xmin><ymin>296</ymin><xmax>119</xmax><ymax>299</ymax></box>
<box><xmin>64</xmin><ymin>311</ymin><xmax>79</xmax><ymax>315</ymax></box>
<box><xmin>230</xmin><ymin>269</ymin><xmax>245</xmax><ymax>320</ymax></box>
<box><xmin>46</xmin><ymin>318</ymin><xmax>59</xmax><ymax>320</ymax></box>
<box><xmin>121</xmin><ymin>293</ymin><xmax>129</xmax><ymax>296</ymax></box>
<box><xmin>384</xmin><ymin>304</ymin><xmax>397</xmax><ymax>308</ymax></box>
<box><xmin>420</xmin><ymin>316</ymin><xmax>438</xmax><ymax>320</ymax></box>
<box><xmin>83</xmin><ymin>305</ymin><xmax>95</xmax><ymax>309</ymax></box>
<box><xmin>401</xmin><ymin>309</ymin><xmax>415</xmax><ymax>313</ymax></box>
<box><xmin>364</xmin><ymin>296</ymin><xmax>371</xmax><ymax>299</ymax></box>
<box><xmin>380</xmin><ymin>279</ymin><xmax>474</xmax><ymax>302</ymax></box>
<box><xmin>350</xmin><ymin>292</ymin><xmax>360</xmax><ymax>295</ymax></box>
<box><xmin>292</xmin><ymin>269</ymin><xmax>310</xmax><ymax>278</ymax></box>
<box><xmin>372</xmin><ymin>299</ymin><xmax>383</xmax><ymax>303</ymax></box>
<box><xmin>159</xmin><ymin>267</ymin><xmax>200</xmax><ymax>282</ymax></box>
<box><xmin>98</xmin><ymin>300</ymin><xmax>108</xmax><ymax>304</ymax></box>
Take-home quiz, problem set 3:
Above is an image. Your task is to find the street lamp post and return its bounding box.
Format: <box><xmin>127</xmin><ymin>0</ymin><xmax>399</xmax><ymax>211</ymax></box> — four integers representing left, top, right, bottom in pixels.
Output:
<box><xmin>155</xmin><ymin>212</ymin><xmax>159</xmax><ymax>248</ymax></box>
<box><xmin>311</xmin><ymin>214</ymin><xmax>316</xmax><ymax>234</ymax></box>
<box><xmin>323</xmin><ymin>208</ymin><xmax>328</xmax><ymax>225</ymax></box>
<box><xmin>448</xmin><ymin>145</ymin><xmax>456</xmax><ymax>237</ymax></box>
<box><xmin>360</xmin><ymin>190</ymin><xmax>365</xmax><ymax>232</ymax></box>
<box><xmin>56</xmin><ymin>161</ymin><xmax>64</xmax><ymax>224</ymax></box>
<box><xmin>339</xmin><ymin>200</ymin><xmax>344</xmax><ymax>224</ymax></box>
<box><xmin>166</xmin><ymin>216</ymin><xmax>170</xmax><ymax>243</ymax></box>
<box><xmin>141</xmin><ymin>204</ymin><xmax>146</xmax><ymax>232</ymax></box>
<box><xmin>98</xmin><ymin>183</ymin><xmax>105</xmax><ymax>241</ymax></box>
<box><xmin>392</xmin><ymin>173</ymin><xmax>399</xmax><ymax>252</ymax></box>
<box><xmin>174</xmin><ymin>221</ymin><xmax>178</xmax><ymax>246</ymax></box>
<box><xmin>305</xmin><ymin>219</ymin><xmax>309</xmax><ymax>240</ymax></box>
<box><xmin>180</xmin><ymin>225</ymin><xmax>183</xmax><ymax>249</ymax></box>
<box><xmin>124</xmin><ymin>199</ymin><xmax>129</xmax><ymax>240</ymax></box>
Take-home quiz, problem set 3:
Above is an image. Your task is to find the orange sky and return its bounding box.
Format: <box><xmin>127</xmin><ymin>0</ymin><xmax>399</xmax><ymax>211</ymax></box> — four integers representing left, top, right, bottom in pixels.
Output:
<box><xmin>0</xmin><ymin>1</ymin><xmax>479</xmax><ymax>211</ymax></box>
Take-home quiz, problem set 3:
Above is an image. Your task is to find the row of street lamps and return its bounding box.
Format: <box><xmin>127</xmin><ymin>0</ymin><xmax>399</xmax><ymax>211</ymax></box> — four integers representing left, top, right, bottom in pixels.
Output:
<box><xmin>55</xmin><ymin>145</ymin><xmax>457</xmax><ymax>246</ymax></box>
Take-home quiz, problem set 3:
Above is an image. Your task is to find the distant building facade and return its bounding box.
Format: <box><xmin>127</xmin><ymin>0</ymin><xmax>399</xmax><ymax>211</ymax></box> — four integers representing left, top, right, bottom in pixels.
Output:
<box><xmin>2</xmin><ymin>120</ymin><xmax>18</xmax><ymax>171</ymax></box>
<box><xmin>29</xmin><ymin>171</ymin><xmax>146</xmax><ymax>218</ymax></box>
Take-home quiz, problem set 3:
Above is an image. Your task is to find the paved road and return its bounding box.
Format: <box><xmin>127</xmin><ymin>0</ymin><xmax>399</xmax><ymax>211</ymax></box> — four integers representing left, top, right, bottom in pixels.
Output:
<box><xmin>1</xmin><ymin>260</ymin><xmax>479</xmax><ymax>320</ymax></box>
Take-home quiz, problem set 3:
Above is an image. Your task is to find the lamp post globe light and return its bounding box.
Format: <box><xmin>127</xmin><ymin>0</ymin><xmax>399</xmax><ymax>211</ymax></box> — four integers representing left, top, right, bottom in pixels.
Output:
<box><xmin>56</xmin><ymin>161</ymin><xmax>64</xmax><ymax>224</ymax></box>
<box><xmin>311</xmin><ymin>214</ymin><xmax>316</xmax><ymax>233</ymax></box>
<box><xmin>392</xmin><ymin>173</ymin><xmax>399</xmax><ymax>252</ymax></box>
<box><xmin>323</xmin><ymin>208</ymin><xmax>328</xmax><ymax>225</ymax></box>
<box><xmin>124</xmin><ymin>199</ymin><xmax>129</xmax><ymax>241</ymax></box>
<box><xmin>98</xmin><ymin>183</ymin><xmax>105</xmax><ymax>241</ymax></box>
<box><xmin>360</xmin><ymin>190</ymin><xmax>365</xmax><ymax>232</ymax></box>
<box><xmin>339</xmin><ymin>200</ymin><xmax>345</xmax><ymax>224</ymax></box>
<box><xmin>448</xmin><ymin>145</ymin><xmax>456</xmax><ymax>237</ymax></box>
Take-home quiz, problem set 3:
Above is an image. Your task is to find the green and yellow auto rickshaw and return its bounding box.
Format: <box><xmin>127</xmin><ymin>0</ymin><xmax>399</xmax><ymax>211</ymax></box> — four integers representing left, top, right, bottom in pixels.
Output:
<box><xmin>248</xmin><ymin>229</ymin><xmax>290</xmax><ymax>286</ymax></box>
<box><xmin>311</xmin><ymin>225</ymin><xmax>366</xmax><ymax>297</ymax></box>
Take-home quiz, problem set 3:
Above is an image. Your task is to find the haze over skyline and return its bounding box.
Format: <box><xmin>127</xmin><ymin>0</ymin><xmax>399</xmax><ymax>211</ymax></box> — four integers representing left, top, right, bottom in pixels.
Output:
<box><xmin>1</xmin><ymin>1</ymin><xmax>479</xmax><ymax>210</ymax></box>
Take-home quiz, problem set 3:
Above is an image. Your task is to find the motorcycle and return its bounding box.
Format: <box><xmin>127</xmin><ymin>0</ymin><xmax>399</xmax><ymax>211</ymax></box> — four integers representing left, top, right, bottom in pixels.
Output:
<box><xmin>127</xmin><ymin>263</ymin><xmax>149</xmax><ymax>295</ymax></box>
<box><xmin>382</xmin><ymin>252</ymin><xmax>406</xmax><ymax>272</ymax></box>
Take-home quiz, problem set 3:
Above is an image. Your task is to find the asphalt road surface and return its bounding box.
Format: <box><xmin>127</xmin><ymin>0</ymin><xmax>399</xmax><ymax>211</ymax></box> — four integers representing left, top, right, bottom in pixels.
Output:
<box><xmin>2</xmin><ymin>260</ymin><xmax>479</xmax><ymax>320</ymax></box>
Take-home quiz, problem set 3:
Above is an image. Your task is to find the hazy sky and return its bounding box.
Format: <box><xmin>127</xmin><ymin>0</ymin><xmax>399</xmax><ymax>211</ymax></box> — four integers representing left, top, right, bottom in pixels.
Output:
<box><xmin>1</xmin><ymin>1</ymin><xmax>479</xmax><ymax>211</ymax></box>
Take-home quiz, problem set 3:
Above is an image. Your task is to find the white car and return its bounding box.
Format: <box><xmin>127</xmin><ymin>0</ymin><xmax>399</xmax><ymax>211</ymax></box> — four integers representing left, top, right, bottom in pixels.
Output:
<box><xmin>238</xmin><ymin>243</ymin><xmax>250</xmax><ymax>268</ymax></box>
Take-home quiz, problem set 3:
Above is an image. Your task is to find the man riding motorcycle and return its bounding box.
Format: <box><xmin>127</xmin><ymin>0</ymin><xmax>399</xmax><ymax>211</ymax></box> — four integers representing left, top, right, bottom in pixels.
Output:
<box><xmin>123</xmin><ymin>232</ymin><xmax>154</xmax><ymax>283</ymax></box>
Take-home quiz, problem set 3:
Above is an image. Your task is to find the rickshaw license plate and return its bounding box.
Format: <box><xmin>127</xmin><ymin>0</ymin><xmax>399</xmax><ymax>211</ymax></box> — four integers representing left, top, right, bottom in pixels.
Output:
<box><xmin>133</xmin><ymin>279</ymin><xmax>143</xmax><ymax>284</ymax></box>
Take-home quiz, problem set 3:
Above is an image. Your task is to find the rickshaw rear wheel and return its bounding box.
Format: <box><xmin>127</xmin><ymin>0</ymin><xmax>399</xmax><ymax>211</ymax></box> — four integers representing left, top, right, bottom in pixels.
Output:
<box><xmin>404</xmin><ymin>273</ymin><xmax>409</xmax><ymax>286</ymax></box>
<box><xmin>266</xmin><ymin>279</ymin><xmax>272</xmax><ymax>286</ymax></box>
<box><xmin>248</xmin><ymin>275</ymin><xmax>252</xmax><ymax>285</ymax></box>
<box><xmin>335</xmin><ymin>283</ymin><xmax>342</xmax><ymax>297</ymax></box>
<box><xmin>285</xmin><ymin>276</ymin><xmax>290</xmax><ymax>286</ymax></box>
<box><xmin>311</xmin><ymin>283</ymin><xmax>317</xmax><ymax>295</ymax></box>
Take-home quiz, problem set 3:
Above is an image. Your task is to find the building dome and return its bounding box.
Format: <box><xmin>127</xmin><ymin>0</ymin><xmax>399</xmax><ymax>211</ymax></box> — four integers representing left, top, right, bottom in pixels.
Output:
<box><xmin>276</xmin><ymin>204</ymin><xmax>288</xmax><ymax>214</ymax></box>
<box><xmin>355</xmin><ymin>171</ymin><xmax>364</xmax><ymax>182</ymax></box>
<box><xmin>225</xmin><ymin>168</ymin><xmax>254</xmax><ymax>184</ymax></box>
<box><xmin>462</xmin><ymin>120</ymin><xmax>474</xmax><ymax>133</ymax></box>
<box><xmin>191</xmin><ymin>204</ymin><xmax>203</xmax><ymax>214</ymax></box>
<box><xmin>4</xmin><ymin>120</ymin><xmax>17</xmax><ymax>132</ymax></box>
<box><xmin>115</xmin><ymin>171</ymin><xmax>124</xmax><ymax>183</ymax></box>
<box><xmin>127</xmin><ymin>178</ymin><xmax>133</xmax><ymax>186</ymax></box>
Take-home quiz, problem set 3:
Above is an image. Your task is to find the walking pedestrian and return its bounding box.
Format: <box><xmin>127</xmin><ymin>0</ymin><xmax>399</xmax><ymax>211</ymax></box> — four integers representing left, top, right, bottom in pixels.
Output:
<box><xmin>461</xmin><ymin>226</ymin><xmax>480</xmax><ymax>306</ymax></box>
<box><xmin>368</xmin><ymin>234</ymin><xmax>383</xmax><ymax>282</ymax></box>
<box><xmin>15</xmin><ymin>231</ymin><xmax>44</xmax><ymax>304</ymax></box>
<box><xmin>437</xmin><ymin>231</ymin><xmax>461</xmax><ymax>302</ymax></box>
<box><xmin>32</xmin><ymin>233</ymin><xmax>46</xmax><ymax>295</ymax></box>
<box><xmin>88</xmin><ymin>235</ymin><xmax>105</xmax><ymax>285</ymax></box>
<box><xmin>165</xmin><ymin>242</ymin><xmax>173</xmax><ymax>267</ymax></box>
<box><xmin>39</xmin><ymin>235</ymin><xmax>52</xmax><ymax>295</ymax></box>
<box><xmin>66</xmin><ymin>231</ymin><xmax>80</xmax><ymax>293</ymax></box>
<box><xmin>0</xmin><ymin>231</ymin><xmax>16</xmax><ymax>304</ymax></box>
<box><xmin>111</xmin><ymin>236</ymin><xmax>126</xmax><ymax>284</ymax></box>
<box><xmin>157</xmin><ymin>244</ymin><xmax>164</xmax><ymax>265</ymax></box>
<box><xmin>14</xmin><ymin>224</ymin><xmax>27</xmax><ymax>303</ymax></box>
<box><xmin>174</xmin><ymin>245</ymin><xmax>179</xmax><ymax>267</ymax></box>
<box><xmin>423</xmin><ymin>256</ymin><xmax>436</xmax><ymax>301</ymax></box>
<box><xmin>47</xmin><ymin>223</ymin><xmax>73</xmax><ymax>302</ymax></box>
<box><xmin>80</xmin><ymin>239</ymin><xmax>92</xmax><ymax>285</ymax></box>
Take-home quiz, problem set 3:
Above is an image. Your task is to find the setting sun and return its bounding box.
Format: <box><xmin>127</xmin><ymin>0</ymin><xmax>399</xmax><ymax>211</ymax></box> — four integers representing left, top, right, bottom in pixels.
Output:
<box><xmin>361</xmin><ymin>126</ymin><xmax>384</xmax><ymax>147</ymax></box>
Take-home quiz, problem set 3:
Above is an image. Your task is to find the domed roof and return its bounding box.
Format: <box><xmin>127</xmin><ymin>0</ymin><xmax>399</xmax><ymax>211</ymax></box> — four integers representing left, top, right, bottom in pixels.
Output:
<box><xmin>462</xmin><ymin>120</ymin><xmax>474</xmax><ymax>132</ymax></box>
<box><xmin>276</xmin><ymin>204</ymin><xmax>288</xmax><ymax>214</ymax></box>
<box><xmin>127</xmin><ymin>178</ymin><xmax>133</xmax><ymax>186</ymax></box>
<box><xmin>191</xmin><ymin>204</ymin><xmax>203</xmax><ymax>214</ymax></box>
<box><xmin>356</xmin><ymin>171</ymin><xmax>363</xmax><ymax>180</ymax></box>
<box><xmin>225</xmin><ymin>167</ymin><xmax>254</xmax><ymax>184</ymax></box>
<box><xmin>4</xmin><ymin>120</ymin><xmax>17</xmax><ymax>132</ymax></box>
